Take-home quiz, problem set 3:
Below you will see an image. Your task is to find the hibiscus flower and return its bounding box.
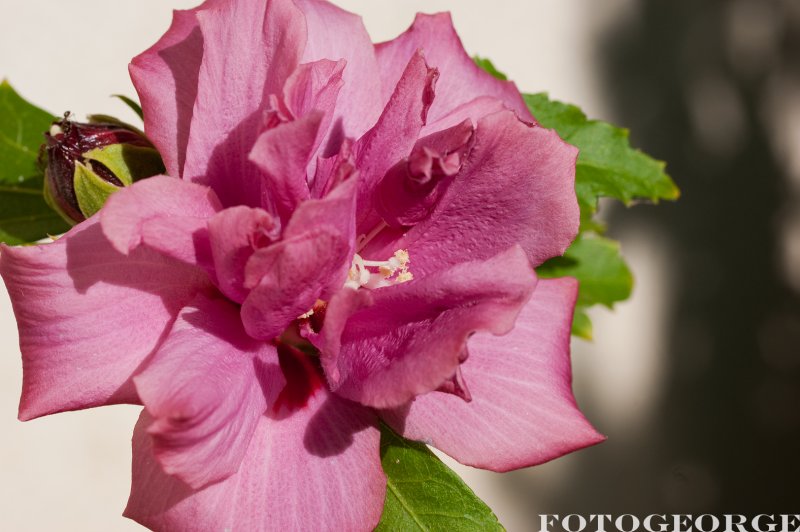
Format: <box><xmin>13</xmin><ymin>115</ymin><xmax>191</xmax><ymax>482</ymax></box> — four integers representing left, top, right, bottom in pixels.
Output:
<box><xmin>0</xmin><ymin>0</ymin><xmax>604</xmax><ymax>529</ymax></box>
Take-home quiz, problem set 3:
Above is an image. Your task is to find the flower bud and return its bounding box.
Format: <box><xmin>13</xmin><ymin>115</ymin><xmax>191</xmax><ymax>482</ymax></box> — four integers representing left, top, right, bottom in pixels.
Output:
<box><xmin>42</xmin><ymin>114</ymin><xmax>165</xmax><ymax>224</ymax></box>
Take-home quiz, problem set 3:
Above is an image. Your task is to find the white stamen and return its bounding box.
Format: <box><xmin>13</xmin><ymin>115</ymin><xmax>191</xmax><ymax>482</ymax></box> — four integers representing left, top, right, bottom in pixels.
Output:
<box><xmin>49</xmin><ymin>124</ymin><xmax>64</xmax><ymax>137</ymax></box>
<box><xmin>346</xmin><ymin>249</ymin><xmax>413</xmax><ymax>290</ymax></box>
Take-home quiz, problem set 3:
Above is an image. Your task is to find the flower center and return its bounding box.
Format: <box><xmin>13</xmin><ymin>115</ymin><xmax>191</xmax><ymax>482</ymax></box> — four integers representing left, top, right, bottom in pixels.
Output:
<box><xmin>345</xmin><ymin>249</ymin><xmax>413</xmax><ymax>290</ymax></box>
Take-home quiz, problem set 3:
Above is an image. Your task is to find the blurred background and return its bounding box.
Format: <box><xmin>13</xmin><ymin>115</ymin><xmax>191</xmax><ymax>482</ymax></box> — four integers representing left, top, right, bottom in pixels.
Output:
<box><xmin>1</xmin><ymin>0</ymin><xmax>798</xmax><ymax>530</ymax></box>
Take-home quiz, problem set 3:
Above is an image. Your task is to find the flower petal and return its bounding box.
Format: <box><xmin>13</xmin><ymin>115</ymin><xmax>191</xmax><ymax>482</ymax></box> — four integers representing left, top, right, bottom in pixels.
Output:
<box><xmin>249</xmin><ymin>111</ymin><xmax>321</xmax><ymax>223</ymax></box>
<box><xmin>100</xmin><ymin>176</ymin><xmax>221</xmax><ymax>260</ymax></box>
<box><xmin>129</xmin><ymin>6</ymin><xmax>203</xmax><ymax>178</ymax></box>
<box><xmin>183</xmin><ymin>0</ymin><xmax>306</xmax><ymax>207</ymax></box>
<box><xmin>0</xmin><ymin>219</ymin><xmax>210</xmax><ymax>421</ymax></box>
<box><xmin>139</xmin><ymin>216</ymin><xmax>215</xmax><ymax>269</ymax></box>
<box><xmin>282</xmin><ymin>59</ymin><xmax>345</xmax><ymax>122</ymax></box>
<box><xmin>354</xmin><ymin>50</ymin><xmax>438</xmax><ymax>231</ymax></box>
<box><xmin>382</xmin><ymin>278</ymin><xmax>605</xmax><ymax>471</ymax></box>
<box><xmin>280</xmin><ymin>58</ymin><xmax>346</xmax><ymax>170</ymax></box>
<box><xmin>421</xmin><ymin>95</ymin><xmax>507</xmax><ymax>136</ymax></box>
<box><xmin>294</xmin><ymin>0</ymin><xmax>384</xmax><ymax>142</ymax></box>
<box><xmin>374</xmin><ymin>119</ymin><xmax>474</xmax><ymax>227</ymax></box>
<box><xmin>376</xmin><ymin>13</ymin><xmax>532</xmax><ymax>127</ymax></box>
<box><xmin>322</xmin><ymin>246</ymin><xmax>536</xmax><ymax>409</ymax></box>
<box><xmin>125</xmin><ymin>387</ymin><xmax>385</xmax><ymax>530</ymax></box>
<box><xmin>283</xmin><ymin>174</ymin><xmax>358</xmax><ymax>265</ymax></box>
<box><xmin>206</xmin><ymin>206</ymin><xmax>280</xmax><ymax>303</ymax></box>
<box><xmin>376</xmin><ymin>110</ymin><xmax>579</xmax><ymax>272</ymax></box>
<box><xmin>241</xmin><ymin>229</ymin><xmax>347</xmax><ymax>340</ymax></box>
<box><xmin>310</xmin><ymin>136</ymin><xmax>357</xmax><ymax>200</ymax></box>
<box><xmin>240</xmin><ymin>174</ymin><xmax>357</xmax><ymax>340</ymax></box>
<box><xmin>134</xmin><ymin>294</ymin><xmax>272</xmax><ymax>489</ymax></box>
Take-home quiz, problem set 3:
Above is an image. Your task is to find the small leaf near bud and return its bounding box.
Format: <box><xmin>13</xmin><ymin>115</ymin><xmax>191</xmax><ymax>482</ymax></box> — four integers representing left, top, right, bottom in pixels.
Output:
<box><xmin>73</xmin><ymin>162</ymin><xmax>120</xmax><ymax>219</ymax></box>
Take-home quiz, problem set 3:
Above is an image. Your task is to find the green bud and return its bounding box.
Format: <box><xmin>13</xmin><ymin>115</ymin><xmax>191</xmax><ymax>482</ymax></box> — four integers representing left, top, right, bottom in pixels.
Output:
<box><xmin>43</xmin><ymin>115</ymin><xmax>166</xmax><ymax>224</ymax></box>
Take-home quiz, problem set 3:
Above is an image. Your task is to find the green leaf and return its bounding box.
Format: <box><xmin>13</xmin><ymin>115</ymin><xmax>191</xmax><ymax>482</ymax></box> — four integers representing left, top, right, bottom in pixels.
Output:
<box><xmin>0</xmin><ymin>81</ymin><xmax>70</xmax><ymax>243</ymax></box>
<box><xmin>376</xmin><ymin>425</ymin><xmax>504</xmax><ymax>532</ymax></box>
<box><xmin>112</xmin><ymin>94</ymin><xmax>144</xmax><ymax>120</ymax></box>
<box><xmin>0</xmin><ymin>176</ymin><xmax>69</xmax><ymax>245</ymax></box>
<box><xmin>0</xmin><ymin>80</ymin><xmax>53</xmax><ymax>184</ymax></box>
<box><xmin>473</xmin><ymin>56</ymin><xmax>508</xmax><ymax>81</ymax></box>
<box><xmin>571</xmin><ymin>306</ymin><xmax>593</xmax><ymax>340</ymax></box>
<box><xmin>523</xmin><ymin>92</ymin><xmax>679</xmax><ymax>219</ymax></box>
<box><xmin>537</xmin><ymin>235</ymin><xmax>633</xmax><ymax>310</ymax></box>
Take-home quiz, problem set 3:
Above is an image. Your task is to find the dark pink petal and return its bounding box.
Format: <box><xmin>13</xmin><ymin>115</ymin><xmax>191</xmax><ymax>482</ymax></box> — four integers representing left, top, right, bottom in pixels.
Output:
<box><xmin>421</xmin><ymin>95</ymin><xmax>507</xmax><ymax>136</ymax></box>
<box><xmin>376</xmin><ymin>13</ymin><xmax>533</xmax><ymax>127</ymax></box>
<box><xmin>375</xmin><ymin>119</ymin><xmax>474</xmax><ymax>227</ymax></box>
<box><xmin>183</xmin><ymin>0</ymin><xmax>306</xmax><ymax>207</ymax></box>
<box><xmin>310</xmin><ymin>136</ymin><xmax>356</xmax><ymax>200</ymax></box>
<box><xmin>241</xmin><ymin>229</ymin><xmax>347</xmax><ymax>340</ymax></box>
<box><xmin>100</xmin><ymin>176</ymin><xmax>221</xmax><ymax>260</ymax></box>
<box><xmin>294</xmin><ymin>0</ymin><xmax>384</xmax><ymax>142</ymax></box>
<box><xmin>134</xmin><ymin>294</ymin><xmax>272</xmax><ymax>489</ymax></box>
<box><xmin>0</xmin><ymin>220</ymin><xmax>210</xmax><ymax>421</ymax></box>
<box><xmin>249</xmin><ymin>111</ymin><xmax>321</xmax><ymax>223</ymax></box>
<box><xmin>129</xmin><ymin>6</ymin><xmax>203</xmax><ymax>177</ymax></box>
<box><xmin>283</xmin><ymin>175</ymin><xmax>358</xmax><ymax>264</ymax></box>
<box><xmin>309</xmin><ymin>286</ymin><xmax>372</xmax><ymax>356</ymax></box>
<box><xmin>322</xmin><ymin>246</ymin><xmax>536</xmax><ymax>409</ymax></box>
<box><xmin>374</xmin><ymin>110</ymin><xmax>579</xmax><ymax>273</ymax></box>
<box><xmin>282</xmin><ymin>59</ymin><xmax>345</xmax><ymax>121</ymax></box>
<box><xmin>125</xmin><ymin>384</ymin><xmax>385</xmax><ymax>530</ymax></box>
<box><xmin>206</xmin><ymin>206</ymin><xmax>280</xmax><ymax>303</ymax></box>
<box><xmin>354</xmin><ymin>50</ymin><xmax>438</xmax><ymax>231</ymax></box>
<box><xmin>137</xmin><ymin>216</ymin><xmax>213</xmax><ymax>268</ymax></box>
<box><xmin>280</xmin><ymin>59</ymin><xmax>346</xmax><ymax>168</ymax></box>
<box><xmin>382</xmin><ymin>278</ymin><xmax>605</xmax><ymax>471</ymax></box>
<box><xmin>240</xmin><ymin>176</ymin><xmax>357</xmax><ymax>340</ymax></box>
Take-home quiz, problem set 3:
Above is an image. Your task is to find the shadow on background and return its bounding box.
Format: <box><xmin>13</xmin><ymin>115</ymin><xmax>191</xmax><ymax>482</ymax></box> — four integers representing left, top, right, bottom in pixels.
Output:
<box><xmin>500</xmin><ymin>0</ymin><xmax>800</xmax><ymax>517</ymax></box>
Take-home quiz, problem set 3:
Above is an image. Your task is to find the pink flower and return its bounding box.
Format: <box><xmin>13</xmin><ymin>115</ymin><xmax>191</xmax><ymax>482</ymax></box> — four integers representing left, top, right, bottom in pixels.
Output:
<box><xmin>0</xmin><ymin>0</ymin><xmax>604</xmax><ymax>530</ymax></box>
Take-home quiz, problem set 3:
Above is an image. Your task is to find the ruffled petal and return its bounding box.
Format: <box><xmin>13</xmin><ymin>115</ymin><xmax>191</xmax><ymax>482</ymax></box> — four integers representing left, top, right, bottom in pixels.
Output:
<box><xmin>283</xmin><ymin>174</ymin><xmax>358</xmax><ymax>269</ymax></box>
<box><xmin>240</xmin><ymin>228</ymin><xmax>347</xmax><ymax>340</ymax></box>
<box><xmin>321</xmin><ymin>246</ymin><xmax>536</xmax><ymax>409</ymax></box>
<box><xmin>375</xmin><ymin>110</ymin><xmax>579</xmax><ymax>272</ymax></box>
<box><xmin>279</xmin><ymin>58</ymin><xmax>346</xmax><ymax>171</ymax></box>
<box><xmin>0</xmin><ymin>219</ymin><xmax>210</xmax><ymax>421</ymax></box>
<box><xmin>421</xmin><ymin>95</ymin><xmax>507</xmax><ymax>137</ymax></box>
<box><xmin>310</xmin><ymin>136</ymin><xmax>357</xmax><ymax>200</ymax></box>
<box><xmin>183</xmin><ymin>0</ymin><xmax>307</xmax><ymax>207</ymax></box>
<box><xmin>249</xmin><ymin>111</ymin><xmax>321</xmax><ymax>223</ymax></box>
<box><xmin>100</xmin><ymin>176</ymin><xmax>221</xmax><ymax>262</ymax></box>
<box><xmin>138</xmin><ymin>216</ymin><xmax>214</xmax><ymax>269</ymax></box>
<box><xmin>239</xmin><ymin>174</ymin><xmax>357</xmax><ymax>340</ymax></box>
<box><xmin>125</xmin><ymin>385</ymin><xmax>385</xmax><ymax>530</ymax></box>
<box><xmin>353</xmin><ymin>50</ymin><xmax>438</xmax><ymax>231</ymax></box>
<box><xmin>382</xmin><ymin>278</ymin><xmax>605</xmax><ymax>471</ymax></box>
<box><xmin>129</xmin><ymin>6</ymin><xmax>204</xmax><ymax>178</ymax></box>
<box><xmin>282</xmin><ymin>59</ymin><xmax>345</xmax><ymax>122</ymax></box>
<box><xmin>310</xmin><ymin>286</ymin><xmax>372</xmax><ymax>357</ymax></box>
<box><xmin>294</xmin><ymin>0</ymin><xmax>383</xmax><ymax>142</ymax></box>
<box><xmin>375</xmin><ymin>119</ymin><xmax>474</xmax><ymax>227</ymax></box>
<box><xmin>206</xmin><ymin>206</ymin><xmax>280</xmax><ymax>303</ymax></box>
<box><xmin>375</xmin><ymin>13</ymin><xmax>532</xmax><ymax>128</ymax></box>
<box><xmin>134</xmin><ymin>294</ymin><xmax>272</xmax><ymax>489</ymax></box>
